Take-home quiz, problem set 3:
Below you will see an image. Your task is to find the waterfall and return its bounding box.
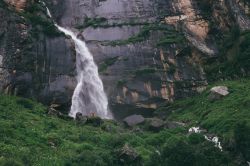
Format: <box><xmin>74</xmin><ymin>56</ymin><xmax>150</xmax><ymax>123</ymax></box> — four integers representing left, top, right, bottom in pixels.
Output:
<box><xmin>45</xmin><ymin>5</ymin><xmax>112</xmax><ymax>119</ymax></box>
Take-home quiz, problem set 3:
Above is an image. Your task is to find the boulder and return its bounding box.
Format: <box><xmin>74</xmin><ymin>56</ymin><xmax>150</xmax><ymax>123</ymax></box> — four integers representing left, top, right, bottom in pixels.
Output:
<box><xmin>75</xmin><ymin>112</ymin><xmax>88</xmax><ymax>124</ymax></box>
<box><xmin>75</xmin><ymin>112</ymin><xmax>83</xmax><ymax>120</ymax></box>
<box><xmin>118</xmin><ymin>144</ymin><xmax>141</xmax><ymax>165</ymax></box>
<box><xmin>209</xmin><ymin>86</ymin><xmax>229</xmax><ymax>101</ymax></box>
<box><xmin>148</xmin><ymin>118</ymin><xmax>165</xmax><ymax>132</ymax></box>
<box><xmin>123</xmin><ymin>115</ymin><xmax>145</xmax><ymax>127</ymax></box>
<box><xmin>211</xmin><ymin>86</ymin><xmax>229</xmax><ymax>96</ymax></box>
<box><xmin>75</xmin><ymin>113</ymin><xmax>103</xmax><ymax>126</ymax></box>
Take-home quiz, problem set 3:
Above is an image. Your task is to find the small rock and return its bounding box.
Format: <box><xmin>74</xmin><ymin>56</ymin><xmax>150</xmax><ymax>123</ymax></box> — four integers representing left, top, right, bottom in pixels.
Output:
<box><xmin>75</xmin><ymin>112</ymin><xmax>83</xmax><ymax>120</ymax></box>
<box><xmin>48</xmin><ymin>108</ymin><xmax>59</xmax><ymax>116</ymax></box>
<box><xmin>75</xmin><ymin>113</ymin><xmax>103</xmax><ymax>126</ymax></box>
<box><xmin>209</xmin><ymin>86</ymin><xmax>229</xmax><ymax>101</ymax></box>
<box><xmin>77</xmin><ymin>33</ymin><xmax>85</xmax><ymax>40</ymax></box>
<box><xmin>118</xmin><ymin>144</ymin><xmax>141</xmax><ymax>165</ymax></box>
<box><xmin>149</xmin><ymin>118</ymin><xmax>165</xmax><ymax>132</ymax></box>
<box><xmin>48</xmin><ymin>104</ymin><xmax>63</xmax><ymax>117</ymax></box>
<box><xmin>75</xmin><ymin>112</ymin><xmax>88</xmax><ymax>124</ymax></box>
<box><xmin>123</xmin><ymin>115</ymin><xmax>145</xmax><ymax>127</ymax></box>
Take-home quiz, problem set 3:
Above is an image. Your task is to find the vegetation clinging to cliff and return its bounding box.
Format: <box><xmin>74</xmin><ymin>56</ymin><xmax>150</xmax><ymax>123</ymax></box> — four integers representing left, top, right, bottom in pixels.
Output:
<box><xmin>205</xmin><ymin>27</ymin><xmax>250</xmax><ymax>80</ymax></box>
<box><xmin>21</xmin><ymin>2</ymin><xmax>62</xmax><ymax>37</ymax></box>
<box><xmin>106</xmin><ymin>24</ymin><xmax>184</xmax><ymax>46</ymax></box>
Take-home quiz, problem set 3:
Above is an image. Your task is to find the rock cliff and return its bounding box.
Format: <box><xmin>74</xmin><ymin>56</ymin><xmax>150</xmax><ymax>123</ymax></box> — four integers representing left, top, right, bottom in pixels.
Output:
<box><xmin>46</xmin><ymin>0</ymin><xmax>208</xmax><ymax>111</ymax></box>
<box><xmin>0</xmin><ymin>0</ymin><xmax>76</xmax><ymax>112</ymax></box>
<box><xmin>45</xmin><ymin>0</ymin><xmax>241</xmax><ymax>112</ymax></box>
<box><xmin>1</xmin><ymin>0</ymin><xmax>250</xmax><ymax>115</ymax></box>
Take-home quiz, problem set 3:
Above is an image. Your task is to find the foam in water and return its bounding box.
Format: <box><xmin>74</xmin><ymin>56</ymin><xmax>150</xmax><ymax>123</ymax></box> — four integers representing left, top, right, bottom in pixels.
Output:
<box><xmin>45</xmin><ymin>4</ymin><xmax>112</xmax><ymax>119</ymax></box>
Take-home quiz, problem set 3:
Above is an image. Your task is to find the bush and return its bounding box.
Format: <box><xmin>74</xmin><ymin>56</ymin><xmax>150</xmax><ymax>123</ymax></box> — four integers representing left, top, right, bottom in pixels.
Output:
<box><xmin>75</xmin><ymin>17</ymin><xmax>107</xmax><ymax>29</ymax></box>
<box><xmin>16</xmin><ymin>99</ymin><xmax>34</xmax><ymax>110</ymax></box>
<box><xmin>148</xmin><ymin>140</ymin><xmax>196</xmax><ymax>166</ymax></box>
<box><xmin>99</xmin><ymin>57</ymin><xmax>119</xmax><ymax>73</ymax></box>
<box><xmin>67</xmin><ymin>149</ymin><xmax>113</xmax><ymax>166</ymax></box>
<box><xmin>205</xmin><ymin>28</ymin><xmax>250</xmax><ymax>80</ymax></box>
<box><xmin>188</xmin><ymin>133</ymin><xmax>205</xmax><ymax>145</ymax></box>
<box><xmin>197</xmin><ymin>0</ymin><xmax>213</xmax><ymax>18</ymax></box>
<box><xmin>21</xmin><ymin>3</ymin><xmax>62</xmax><ymax>37</ymax></box>
<box><xmin>234</xmin><ymin>122</ymin><xmax>250</xmax><ymax>160</ymax></box>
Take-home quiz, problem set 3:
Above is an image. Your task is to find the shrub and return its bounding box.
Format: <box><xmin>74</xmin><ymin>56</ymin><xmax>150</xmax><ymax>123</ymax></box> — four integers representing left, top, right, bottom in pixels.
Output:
<box><xmin>234</xmin><ymin>122</ymin><xmax>250</xmax><ymax>160</ymax></box>
<box><xmin>99</xmin><ymin>57</ymin><xmax>119</xmax><ymax>73</ymax></box>
<box><xmin>16</xmin><ymin>99</ymin><xmax>34</xmax><ymax>110</ymax></box>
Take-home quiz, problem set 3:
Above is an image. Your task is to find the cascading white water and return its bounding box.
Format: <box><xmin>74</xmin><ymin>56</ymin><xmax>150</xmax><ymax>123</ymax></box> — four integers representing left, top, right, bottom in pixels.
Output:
<box><xmin>45</xmin><ymin>5</ymin><xmax>112</xmax><ymax>119</ymax></box>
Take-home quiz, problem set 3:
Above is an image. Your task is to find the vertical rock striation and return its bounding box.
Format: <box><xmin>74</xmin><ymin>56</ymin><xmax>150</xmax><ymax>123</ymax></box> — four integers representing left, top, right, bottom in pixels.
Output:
<box><xmin>0</xmin><ymin>1</ymin><xmax>76</xmax><ymax>112</ymax></box>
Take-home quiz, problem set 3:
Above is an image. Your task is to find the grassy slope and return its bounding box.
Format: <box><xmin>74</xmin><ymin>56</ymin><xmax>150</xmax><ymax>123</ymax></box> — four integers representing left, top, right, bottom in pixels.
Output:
<box><xmin>0</xmin><ymin>79</ymin><xmax>250</xmax><ymax>165</ymax></box>
<box><xmin>168</xmin><ymin>78</ymin><xmax>250</xmax><ymax>138</ymax></box>
<box><xmin>0</xmin><ymin>95</ymin><xmax>183</xmax><ymax>165</ymax></box>
<box><xmin>166</xmin><ymin>78</ymin><xmax>250</xmax><ymax>164</ymax></box>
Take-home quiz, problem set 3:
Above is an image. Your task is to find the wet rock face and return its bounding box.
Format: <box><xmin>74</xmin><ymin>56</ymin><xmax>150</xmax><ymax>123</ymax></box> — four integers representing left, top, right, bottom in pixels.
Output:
<box><xmin>46</xmin><ymin>0</ymin><xmax>208</xmax><ymax>110</ymax></box>
<box><xmin>0</xmin><ymin>1</ymin><xmax>76</xmax><ymax>110</ymax></box>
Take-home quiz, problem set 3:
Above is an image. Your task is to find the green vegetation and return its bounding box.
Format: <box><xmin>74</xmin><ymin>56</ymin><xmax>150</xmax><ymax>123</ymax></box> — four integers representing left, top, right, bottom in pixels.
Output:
<box><xmin>196</xmin><ymin>0</ymin><xmax>213</xmax><ymax>19</ymax></box>
<box><xmin>24</xmin><ymin>13</ymin><xmax>62</xmax><ymax>37</ymax></box>
<box><xmin>157</xmin><ymin>35</ymin><xmax>185</xmax><ymax>46</ymax></box>
<box><xmin>0</xmin><ymin>79</ymin><xmax>250</xmax><ymax>165</ymax></box>
<box><xmin>98</xmin><ymin>57</ymin><xmax>119</xmax><ymax>73</ymax></box>
<box><xmin>205</xmin><ymin>27</ymin><xmax>250</xmax><ymax>80</ymax></box>
<box><xmin>167</xmin><ymin>63</ymin><xmax>177</xmax><ymax>74</ymax></box>
<box><xmin>75</xmin><ymin>18</ymin><xmax>184</xmax><ymax>47</ymax></box>
<box><xmin>135</xmin><ymin>68</ymin><xmax>156</xmax><ymax>76</ymax></box>
<box><xmin>107</xmin><ymin>24</ymin><xmax>181</xmax><ymax>46</ymax></box>
<box><xmin>21</xmin><ymin>3</ymin><xmax>62</xmax><ymax>37</ymax></box>
<box><xmin>75</xmin><ymin>17</ymin><xmax>151</xmax><ymax>29</ymax></box>
<box><xmin>116</xmin><ymin>80</ymin><xmax>127</xmax><ymax>87</ymax></box>
<box><xmin>148</xmin><ymin>135</ymin><xmax>232</xmax><ymax>166</ymax></box>
<box><xmin>0</xmin><ymin>0</ymin><xmax>7</xmax><ymax>8</ymax></box>
<box><xmin>163</xmin><ymin>79</ymin><xmax>250</xmax><ymax>163</ymax></box>
<box><xmin>75</xmin><ymin>17</ymin><xmax>108</xmax><ymax>29</ymax></box>
<box><xmin>168</xmin><ymin>79</ymin><xmax>250</xmax><ymax>137</ymax></box>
